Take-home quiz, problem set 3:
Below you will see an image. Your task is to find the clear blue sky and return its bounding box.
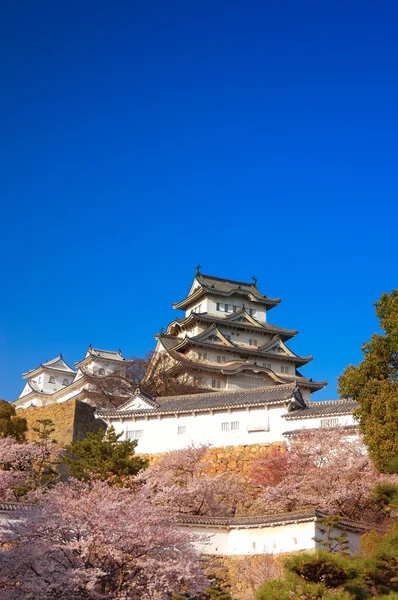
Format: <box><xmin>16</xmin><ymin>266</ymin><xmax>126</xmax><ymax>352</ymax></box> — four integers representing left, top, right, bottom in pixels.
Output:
<box><xmin>1</xmin><ymin>1</ymin><xmax>397</xmax><ymax>401</ymax></box>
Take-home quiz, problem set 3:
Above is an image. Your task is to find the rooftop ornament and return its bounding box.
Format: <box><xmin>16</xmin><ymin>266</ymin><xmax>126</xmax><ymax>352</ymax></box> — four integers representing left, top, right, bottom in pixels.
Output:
<box><xmin>195</xmin><ymin>264</ymin><xmax>201</xmax><ymax>275</ymax></box>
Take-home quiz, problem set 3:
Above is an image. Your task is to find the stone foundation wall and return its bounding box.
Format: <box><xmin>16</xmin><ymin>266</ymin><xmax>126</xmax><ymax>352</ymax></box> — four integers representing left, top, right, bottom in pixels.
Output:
<box><xmin>205</xmin><ymin>554</ymin><xmax>283</xmax><ymax>599</ymax></box>
<box><xmin>140</xmin><ymin>442</ymin><xmax>283</xmax><ymax>477</ymax></box>
<box><xmin>18</xmin><ymin>399</ymin><xmax>104</xmax><ymax>446</ymax></box>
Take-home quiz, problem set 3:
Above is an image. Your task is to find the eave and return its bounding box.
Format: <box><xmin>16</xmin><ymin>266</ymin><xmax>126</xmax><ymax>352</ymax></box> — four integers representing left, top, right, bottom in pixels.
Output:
<box><xmin>174</xmin><ymin>337</ymin><xmax>312</xmax><ymax>366</ymax></box>
<box><xmin>172</xmin><ymin>287</ymin><xmax>281</xmax><ymax>311</ymax></box>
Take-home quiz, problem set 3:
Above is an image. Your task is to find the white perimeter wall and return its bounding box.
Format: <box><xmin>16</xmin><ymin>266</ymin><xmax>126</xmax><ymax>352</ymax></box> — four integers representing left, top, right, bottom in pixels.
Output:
<box><xmin>182</xmin><ymin>521</ymin><xmax>362</xmax><ymax>556</ymax></box>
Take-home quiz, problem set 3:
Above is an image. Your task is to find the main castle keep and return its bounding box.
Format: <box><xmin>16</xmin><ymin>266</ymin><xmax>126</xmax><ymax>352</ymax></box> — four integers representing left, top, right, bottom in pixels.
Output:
<box><xmin>145</xmin><ymin>268</ymin><xmax>325</xmax><ymax>402</ymax></box>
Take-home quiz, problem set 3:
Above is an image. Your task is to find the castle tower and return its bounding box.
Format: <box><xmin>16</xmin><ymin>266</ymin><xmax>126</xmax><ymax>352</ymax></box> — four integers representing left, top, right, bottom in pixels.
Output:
<box><xmin>145</xmin><ymin>269</ymin><xmax>326</xmax><ymax>402</ymax></box>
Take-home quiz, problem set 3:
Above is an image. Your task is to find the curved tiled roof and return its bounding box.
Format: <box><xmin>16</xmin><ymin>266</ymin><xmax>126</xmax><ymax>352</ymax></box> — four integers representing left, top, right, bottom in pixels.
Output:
<box><xmin>177</xmin><ymin>509</ymin><xmax>375</xmax><ymax>533</ymax></box>
<box><xmin>22</xmin><ymin>354</ymin><xmax>76</xmax><ymax>378</ymax></box>
<box><xmin>159</xmin><ymin>334</ymin><xmax>312</xmax><ymax>367</ymax></box>
<box><xmin>97</xmin><ymin>383</ymin><xmax>302</xmax><ymax>418</ymax></box>
<box><xmin>173</xmin><ymin>273</ymin><xmax>281</xmax><ymax>310</ymax></box>
<box><xmin>168</xmin><ymin>313</ymin><xmax>298</xmax><ymax>340</ymax></box>
<box><xmin>284</xmin><ymin>399</ymin><xmax>358</xmax><ymax>420</ymax></box>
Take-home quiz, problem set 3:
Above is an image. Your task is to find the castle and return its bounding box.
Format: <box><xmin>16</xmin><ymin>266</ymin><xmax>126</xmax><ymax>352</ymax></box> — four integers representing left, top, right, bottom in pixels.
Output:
<box><xmin>13</xmin><ymin>270</ymin><xmax>358</xmax><ymax>452</ymax></box>
<box><xmin>14</xmin><ymin>346</ymin><xmax>129</xmax><ymax>410</ymax></box>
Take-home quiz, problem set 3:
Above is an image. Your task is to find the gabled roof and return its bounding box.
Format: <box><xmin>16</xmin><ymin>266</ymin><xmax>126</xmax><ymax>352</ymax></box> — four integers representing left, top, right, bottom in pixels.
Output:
<box><xmin>284</xmin><ymin>399</ymin><xmax>358</xmax><ymax>420</ymax></box>
<box><xmin>97</xmin><ymin>383</ymin><xmax>303</xmax><ymax>418</ymax></box>
<box><xmin>166</xmin><ymin>311</ymin><xmax>298</xmax><ymax>341</ymax></box>
<box><xmin>22</xmin><ymin>354</ymin><xmax>76</xmax><ymax>378</ymax></box>
<box><xmin>75</xmin><ymin>346</ymin><xmax>126</xmax><ymax>367</ymax></box>
<box><xmin>164</xmin><ymin>333</ymin><xmax>312</xmax><ymax>367</ymax></box>
<box><xmin>173</xmin><ymin>273</ymin><xmax>281</xmax><ymax>311</ymax></box>
<box><xmin>154</xmin><ymin>340</ymin><xmax>326</xmax><ymax>392</ymax></box>
<box><xmin>116</xmin><ymin>388</ymin><xmax>159</xmax><ymax>411</ymax></box>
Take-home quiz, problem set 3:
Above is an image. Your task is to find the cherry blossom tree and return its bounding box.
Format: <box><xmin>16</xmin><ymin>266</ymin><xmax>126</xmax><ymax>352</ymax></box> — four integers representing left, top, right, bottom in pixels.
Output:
<box><xmin>0</xmin><ymin>436</ymin><xmax>62</xmax><ymax>501</ymax></box>
<box><xmin>0</xmin><ymin>479</ymin><xmax>206</xmax><ymax>600</ymax></box>
<box><xmin>250</xmin><ymin>428</ymin><xmax>398</xmax><ymax>522</ymax></box>
<box><xmin>140</xmin><ymin>444</ymin><xmax>246</xmax><ymax>516</ymax></box>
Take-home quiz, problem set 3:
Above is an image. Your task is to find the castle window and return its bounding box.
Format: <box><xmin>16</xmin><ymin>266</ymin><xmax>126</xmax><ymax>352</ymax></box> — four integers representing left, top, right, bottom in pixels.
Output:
<box><xmin>263</xmin><ymin>363</ymin><xmax>271</xmax><ymax>369</ymax></box>
<box><xmin>198</xmin><ymin>353</ymin><xmax>208</xmax><ymax>361</ymax></box>
<box><xmin>281</xmin><ymin>366</ymin><xmax>289</xmax><ymax>374</ymax></box>
<box><xmin>233</xmin><ymin>305</ymin><xmax>238</xmax><ymax>312</ymax></box>
<box><xmin>98</xmin><ymin>368</ymin><xmax>105</xmax><ymax>375</ymax></box>
<box><xmin>48</xmin><ymin>376</ymin><xmax>55</xmax><ymax>384</ymax></box>
<box><xmin>221</xmin><ymin>422</ymin><xmax>230</xmax><ymax>431</ymax></box>
<box><xmin>216</xmin><ymin>303</ymin><xmax>222</xmax><ymax>311</ymax></box>
<box><xmin>178</xmin><ymin>426</ymin><xmax>186</xmax><ymax>435</ymax></box>
<box><xmin>321</xmin><ymin>418</ymin><xmax>339</xmax><ymax>428</ymax></box>
<box><xmin>63</xmin><ymin>379</ymin><xmax>69</xmax><ymax>385</ymax></box>
<box><xmin>126</xmin><ymin>430</ymin><xmax>144</xmax><ymax>440</ymax></box>
<box><xmin>231</xmin><ymin>421</ymin><xmax>239</xmax><ymax>431</ymax></box>
<box><xmin>212</xmin><ymin>379</ymin><xmax>221</xmax><ymax>389</ymax></box>
<box><xmin>249</xmin><ymin>339</ymin><xmax>257</xmax><ymax>346</ymax></box>
<box><xmin>248</xmin><ymin>308</ymin><xmax>257</xmax><ymax>317</ymax></box>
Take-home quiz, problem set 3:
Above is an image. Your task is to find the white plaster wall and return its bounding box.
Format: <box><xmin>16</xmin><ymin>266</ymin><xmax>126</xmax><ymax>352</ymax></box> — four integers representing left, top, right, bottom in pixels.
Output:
<box><xmin>201</xmin><ymin>296</ymin><xmax>267</xmax><ymax>323</ymax></box>
<box><xmin>183</xmin><ymin>522</ymin><xmax>363</xmax><ymax>556</ymax></box>
<box><xmin>285</xmin><ymin>413</ymin><xmax>357</xmax><ymax>432</ymax></box>
<box><xmin>183</xmin><ymin>526</ymin><xmax>229</xmax><ymax>555</ymax></box>
<box><xmin>106</xmin><ymin>403</ymin><xmax>293</xmax><ymax>453</ymax></box>
<box><xmin>182</xmin><ymin>521</ymin><xmax>316</xmax><ymax>556</ymax></box>
<box><xmin>313</xmin><ymin>525</ymin><xmax>362</xmax><ymax>554</ymax></box>
<box><xmin>228</xmin><ymin>521</ymin><xmax>316</xmax><ymax>555</ymax></box>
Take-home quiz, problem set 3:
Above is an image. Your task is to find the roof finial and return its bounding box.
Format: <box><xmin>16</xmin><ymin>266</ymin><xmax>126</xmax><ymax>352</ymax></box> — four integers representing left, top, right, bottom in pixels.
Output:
<box><xmin>88</xmin><ymin>344</ymin><xmax>92</xmax><ymax>349</ymax></box>
<box><xmin>195</xmin><ymin>264</ymin><xmax>201</xmax><ymax>275</ymax></box>
<box><xmin>252</xmin><ymin>276</ymin><xmax>257</xmax><ymax>288</ymax></box>
<box><xmin>159</xmin><ymin>326</ymin><xmax>164</xmax><ymax>335</ymax></box>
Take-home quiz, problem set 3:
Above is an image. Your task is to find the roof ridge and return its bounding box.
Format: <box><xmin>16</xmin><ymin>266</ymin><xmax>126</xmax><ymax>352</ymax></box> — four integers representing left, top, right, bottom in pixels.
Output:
<box><xmin>199</xmin><ymin>273</ymin><xmax>258</xmax><ymax>288</ymax></box>
<box><xmin>308</xmin><ymin>398</ymin><xmax>356</xmax><ymax>405</ymax></box>
<box><xmin>89</xmin><ymin>346</ymin><xmax>122</xmax><ymax>355</ymax></box>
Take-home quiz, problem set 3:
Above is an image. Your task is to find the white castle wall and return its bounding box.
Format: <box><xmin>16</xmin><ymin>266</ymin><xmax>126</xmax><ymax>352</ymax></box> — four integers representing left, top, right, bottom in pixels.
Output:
<box><xmin>182</xmin><ymin>521</ymin><xmax>362</xmax><ymax>556</ymax></box>
<box><xmin>105</xmin><ymin>403</ymin><xmax>357</xmax><ymax>453</ymax></box>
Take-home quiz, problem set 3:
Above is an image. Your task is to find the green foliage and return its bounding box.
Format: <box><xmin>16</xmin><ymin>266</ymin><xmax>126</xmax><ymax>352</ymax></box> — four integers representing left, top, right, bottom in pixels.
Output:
<box><xmin>171</xmin><ymin>586</ymin><xmax>232</xmax><ymax>600</ymax></box>
<box><xmin>371</xmin><ymin>482</ymin><xmax>398</xmax><ymax>511</ymax></box>
<box><xmin>65</xmin><ymin>426</ymin><xmax>148</xmax><ymax>483</ymax></box>
<box><xmin>0</xmin><ymin>399</ymin><xmax>27</xmax><ymax>441</ymax></box>
<box><xmin>255</xmin><ymin>526</ymin><xmax>398</xmax><ymax>600</ymax></box>
<box><xmin>255</xmin><ymin>573</ymin><xmax>354</xmax><ymax>599</ymax></box>
<box><xmin>338</xmin><ymin>290</ymin><xmax>398</xmax><ymax>472</ymax></box>
<box><xmin>285</xmin><ymin>551</ymin><xmax>358</xmax><ymax>588</ymax></box>
<box><xmin>313</xmin><ymin>515</ymin><xmax>350</xmax><ymax>555</ymax></box>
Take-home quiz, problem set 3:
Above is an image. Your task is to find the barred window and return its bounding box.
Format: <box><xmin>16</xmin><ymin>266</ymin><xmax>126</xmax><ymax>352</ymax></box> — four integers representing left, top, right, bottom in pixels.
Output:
<box><xmin>178</xmin><ymin>426</ymin><xmax>186</xmax><ymax>435</ymax></box>
<box><xmin>126</xmin><ymin>430</ymin><xmax>144</xmax><ymax>440</ymax></box>
<box><xmin>231</xmin><ymin>421</ymin><xmax>239</xmax><ymax>431</ymax></box>
<box><xmin>221</xmin><ymin>422</ymin><xmax>230</xmax><ymax>431</ymax></box>
<box><xmin>320</xmin><ymin>418</ymin><xmax>339</xmax><ymax>428</ymax></box>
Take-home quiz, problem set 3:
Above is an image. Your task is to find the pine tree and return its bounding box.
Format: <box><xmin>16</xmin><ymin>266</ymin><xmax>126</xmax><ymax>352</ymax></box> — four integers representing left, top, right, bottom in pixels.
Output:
<box><xmin>65</xmin><ymin>425</ymin><xmax>148</xmax><ymax>483</ymax></box>
<box><xmin>338</xmin><ymin>290</ymin><xmax>398</xmax><ymax>472</ymax></box>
